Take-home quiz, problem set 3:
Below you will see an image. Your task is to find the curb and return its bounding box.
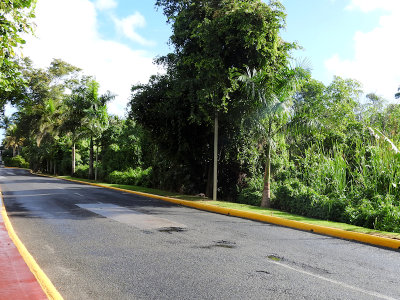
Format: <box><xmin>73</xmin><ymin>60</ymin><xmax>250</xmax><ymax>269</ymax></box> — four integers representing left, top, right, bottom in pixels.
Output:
<box><xmin>33</xmin><ymin>172</ymin><xmax>400</xmax><ymax>250</ymax></box>
<box><xmin>0</xmin><ymin>188</ymin><xmax>64</xmax><ymax>300</ymax></box>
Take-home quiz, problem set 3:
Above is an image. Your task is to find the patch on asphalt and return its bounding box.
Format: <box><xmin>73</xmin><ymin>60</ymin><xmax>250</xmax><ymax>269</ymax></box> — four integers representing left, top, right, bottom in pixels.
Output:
<box><xmin>267</xmin><ymin>255</ymin><xmax>283</xmax><ymax>261</ymax></box>
<box><xmin>198</xmin><ymin>240</ymin><xmax>237</xmax><ymax>249</ymax></box>
<box><xmin>158</xmin><ymin>227</ymin><xmax>187</xmax><ymax>233</ymax></box>
<box><xmin>76</xmin><ymin>203</ymin><xmax>187</xmax><ymax>230</ymax></box>
<box><xmin>266</xmin><ymin>254</ymin><xmax>331</xmax><ymax>275</ymax></box>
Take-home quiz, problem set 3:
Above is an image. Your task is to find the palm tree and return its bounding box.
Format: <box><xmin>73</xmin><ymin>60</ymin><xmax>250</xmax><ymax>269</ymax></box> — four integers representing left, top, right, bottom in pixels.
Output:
<box><xmin>239</xmin><ymin>63</ymin><xmax>309</xmax><ymax>207</ymax></box>
<box><xmin>62</xmin><ymin>77</ymin><xmax>93</xmax><ymax>176</ymax></box>
<box><xmin>81</xmin><ymin>83</ymin><xmax>113</xmax><ymax>180</ymax></box>
<box><xmin>0</xmin><ymin>115</ymin><xmax>13</xmax><ymax>131</ymax></box>
<box><xmin>4</xmin><ymin>124</ymin><xmax>25</xmax><ymax>156</ymax></box>
<box><xmin>64</xmin><ymin>78</ymin><xmax>113</xmax><ymax>178</ymax></box>
<box><xmin>61</xmin><ymin>92</ymin><xmax>86</xmax><ymax>175</ymax></box>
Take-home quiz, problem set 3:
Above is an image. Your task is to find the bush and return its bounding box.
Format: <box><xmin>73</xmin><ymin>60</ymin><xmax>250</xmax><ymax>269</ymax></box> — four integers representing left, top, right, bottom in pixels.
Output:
<box><xmin>345</xmin><ymin>195</ymin><xmax>400</xmax><ymax>232</ymax></box>
<box><xmin>74</xmin><ymin>165</ymin><xmax>89</xmax><ymax>179</ymax></box>
<box><xmin>4</xmin><ymin>155</ymin><xmax>30</xmax><ymax>168</ymax></box>
<box><xmin>237</xmin><ymin>176</ymin><xmax>263</xmax><ymax>206</ymax></box>
<box><xmin>108</xmin><ymin>167</ymin><xmax>152</xmax><ymax>187</ymax></box>
<box><xmin>274</xmin><ymin>179</ymin><xmax>347</xmax><ymax>221</ymax></box>
<box><xmin>237</xmin><ymin>188</ymin><xmax>262</xmax><ymax>206</ymax></box>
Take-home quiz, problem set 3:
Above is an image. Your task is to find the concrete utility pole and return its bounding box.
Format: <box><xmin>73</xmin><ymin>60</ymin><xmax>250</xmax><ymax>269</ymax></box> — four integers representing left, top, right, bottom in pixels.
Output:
<box><xmin>0</xmin><ymin>150</ymin><xmax>3</xmax><ymax>168</ymax></box>
<box><xmin>213</xmin><ymin>111</ymin><xmax>218</xmax><ymax>201</ymax></box>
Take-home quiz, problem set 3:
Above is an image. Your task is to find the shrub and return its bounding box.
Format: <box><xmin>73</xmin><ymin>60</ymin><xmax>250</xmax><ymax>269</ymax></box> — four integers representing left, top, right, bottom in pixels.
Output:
<box><xmin>108</xmin><ymin>167</ymin><xmax>153</xmax><ymax>187</ymax></box>
<box><xmin>74</xmin><ymin>165</ymin><xmax>89</xmax><ymax>179</ymax></box>
<box><xmin>237</xmin><ymin>176</ymin><xmax>263</xmax><ymax>206</ymax></box>
<box><xmin>4</xmin><ymin>155</ymin><xmax>30</xmax><ymax>168</ymax></box>
<box><xmin>274</xmin><ymin>179</ymin><xmax>347</xmax><ymax>221</ymax></box>
<box><xmin>345</xmin><ymin>195</ymin><xmax>400</xmax><ymax>232</ymax></box>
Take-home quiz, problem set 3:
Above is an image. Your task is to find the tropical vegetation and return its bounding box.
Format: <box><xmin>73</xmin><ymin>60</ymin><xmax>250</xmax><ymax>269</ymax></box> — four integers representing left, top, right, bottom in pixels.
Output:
<box><xmin>2</xmin><ymin>0</ymin><xmax>400</xmax><ymax>233</ymax></box>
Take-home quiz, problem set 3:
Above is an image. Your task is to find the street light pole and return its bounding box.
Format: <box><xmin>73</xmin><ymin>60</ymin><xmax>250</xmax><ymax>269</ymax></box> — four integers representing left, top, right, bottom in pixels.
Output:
<box><xmin>213</xmin><ymin>111</ymin><xmax>218</xmax><ymax>201</ymax></box>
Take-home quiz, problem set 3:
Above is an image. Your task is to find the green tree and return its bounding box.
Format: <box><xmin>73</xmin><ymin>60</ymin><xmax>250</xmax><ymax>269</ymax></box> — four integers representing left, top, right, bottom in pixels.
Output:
<box><xmin>239</xmin><ymin>63</ymin><xmax>309</xmax><ymax>207</ymax></box>
<box><xmin>131</xmin><ymin>0</ymin><xmax>293</xmax><ymax>198</ymax></box>
<box><xmin>9</xmin><ymin>59</ymin><xmax>80</xmax><ymax>171</ymax></box>
<box><xmin>0</xmin><ymin>115</ymin><xmax>13</xmax><ymax>131</ymax></box>
<box><xmin>65</xmin><ymin>78</ymin><xmax>113</xmax><ymax>178</ymax></box>
<box><xmin>4</xmin><ymin>124</ymin><xmax>24</xmax><ymax>156</ymax></box>
<box><xmin>0</xmin><ymin>1</ymin><xmax>36</xmax><ymax>93</ymax></box>
<box><xmin>81</xmin><ymin>80</ymin><xmax>113</xmax><ymax>179</ymax></box>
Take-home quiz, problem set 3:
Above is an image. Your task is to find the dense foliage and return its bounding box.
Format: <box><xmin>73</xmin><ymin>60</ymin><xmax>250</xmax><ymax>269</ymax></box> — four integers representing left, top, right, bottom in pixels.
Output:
<box><xmin>130</xmin><ymin>0</ymin><xmax>294</xmax><ymax>199</ymax></box>
<box><xmin>0</xmin><ymin>0</ymin><xmax>36</xmax><ymax>112</ymax></box>
<box><xmin>2</xmin><ymin>0</ymin><xmax>400</xmax><ymax>233</ymax></box>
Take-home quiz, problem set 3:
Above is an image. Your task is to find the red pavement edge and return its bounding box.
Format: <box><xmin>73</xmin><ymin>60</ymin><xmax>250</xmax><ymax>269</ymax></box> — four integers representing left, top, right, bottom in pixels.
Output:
<box><xmin>0</xmin><ymin>204</ymin><xmax>48</xmax><ymax>300</ymax></box>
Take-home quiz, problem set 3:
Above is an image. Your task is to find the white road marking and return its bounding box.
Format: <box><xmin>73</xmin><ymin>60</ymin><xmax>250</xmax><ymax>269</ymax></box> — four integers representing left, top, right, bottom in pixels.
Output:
<box><xmin>269</xmin><ymin>260</ymin><xmax>396</xmax><ymax>300</ymax></box>
<box><xmin>0</xmin><ymin>176</ymin><xmax>6</xmax><ymax>180</ymax></box>
<box><xmin>74</xmin><ymin>193</ymin><xmax>83</xmax><ymax>197</ymax></box>
<box><xmin>76</xmin><ymin>203</ymin><xmax>186</xmax><ymax>230</ymax></box>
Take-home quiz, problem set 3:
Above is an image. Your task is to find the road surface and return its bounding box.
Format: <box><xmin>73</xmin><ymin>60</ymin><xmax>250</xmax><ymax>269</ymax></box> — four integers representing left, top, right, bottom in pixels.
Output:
<box><xmin>1</xmin><ymin>168</ymin><xmax>399</xmax><ymax>300</ymax></box>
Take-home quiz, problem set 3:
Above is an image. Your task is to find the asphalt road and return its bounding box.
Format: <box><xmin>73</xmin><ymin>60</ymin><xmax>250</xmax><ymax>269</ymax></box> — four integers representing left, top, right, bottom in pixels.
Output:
<box><xmin>1</xmin><ymin>168</ymin><xmax>399</xmax><ymax>300</ymax></box>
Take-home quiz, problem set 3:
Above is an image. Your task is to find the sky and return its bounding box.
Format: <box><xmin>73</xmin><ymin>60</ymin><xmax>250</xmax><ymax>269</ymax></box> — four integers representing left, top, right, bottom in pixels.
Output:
<box><xmin>19</xmin><ymin>0</ymin><xmax>400</xmax><ymax>118</ymax></box>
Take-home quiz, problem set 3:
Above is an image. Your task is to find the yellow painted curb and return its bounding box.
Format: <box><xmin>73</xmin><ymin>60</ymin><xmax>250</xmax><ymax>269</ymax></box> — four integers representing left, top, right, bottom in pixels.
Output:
<box><xmin>56</xmin><ymin>176</ymin><xmax>400</xmax><ymax>250</ymax></box>
<box><xmin>31</xmin><ymin>170</ymin><xmax>400</xmax><ymax>250</ymax></box>
<box><xmin>0</xmin><ymin>188</ymin><xmax>64</xmax><ymax>300</ymax></box>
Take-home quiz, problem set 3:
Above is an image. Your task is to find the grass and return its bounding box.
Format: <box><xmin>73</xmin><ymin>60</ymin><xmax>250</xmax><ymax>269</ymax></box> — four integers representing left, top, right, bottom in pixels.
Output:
<box><xmin>58</xmin><ymin>176</ymin><xmax>207</xmax><ymax>201</ymax></box>
<box><xmin>58</xmin><ymin>175</ymin><xmax>400</xmax><ymax>240</ymax></box>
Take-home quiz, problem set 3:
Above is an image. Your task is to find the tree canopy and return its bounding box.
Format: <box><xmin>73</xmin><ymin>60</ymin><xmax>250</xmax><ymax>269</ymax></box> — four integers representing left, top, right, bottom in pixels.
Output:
<box><xmin>130</xmin><ymin>0</ymin><xmax>295</xmax><ymax>197</ymax></box>
<box><xmin>0</xmin><ymin>0</ymin><xmax>36</xmax><ymax>93</ymax></box>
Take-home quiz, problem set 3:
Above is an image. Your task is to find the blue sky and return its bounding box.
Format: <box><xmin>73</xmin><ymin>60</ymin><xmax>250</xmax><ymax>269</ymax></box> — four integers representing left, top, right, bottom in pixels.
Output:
<box><xmin>283</xmin><ymin>0</ymin><xmax>381</xmax><ymax>82</ymax></box>
<box><xmin>20</xmin><ymin>0</ymin><xmax>400</xmax><ymax>118</ymax></box>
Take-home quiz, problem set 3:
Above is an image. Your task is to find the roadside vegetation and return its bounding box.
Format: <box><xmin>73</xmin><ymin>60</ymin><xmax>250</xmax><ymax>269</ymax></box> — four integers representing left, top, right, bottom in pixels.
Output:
<box><xmin>2</xmin><ymin>0</ymin><xmax>400</xmax><ymax>234</ymax></box>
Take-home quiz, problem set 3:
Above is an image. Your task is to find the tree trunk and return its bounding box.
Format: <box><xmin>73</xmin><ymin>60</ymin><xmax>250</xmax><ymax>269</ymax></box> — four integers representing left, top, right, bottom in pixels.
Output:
<box><xmin>47</xmin><ymin>160</ymin><xmax>50</xmax><ymax>174</ymax></box>
<box><xmin>54</xmin><ymin>160</ymin><xmax>56</xmax><ymax>175</ymax></box>
<box><xmin>213</xmin><ymin>111</ymin><xmax>218</xmax><ymax>201</ymax></box>
<box><xmin>205</xmin><ymin>162</ymin><xmax>213</xmax><ymax>198</ymax></box>
<box><xmin>95</xmin><ymin>143</ymin><xmax>98</xmax><ymax>181</ymax></box>
<box><xmin>71</xmin><ymin>143</ymin><xmax>76</xmax><ymax>176</ymax></box>
<box><xmin>49</xmin><ymin>160</ymin><xmax>53</xmax><ymax>174</ymax></box>
<box><xmin>261</xmin><ymin>141</ymin><xmax>271</xmax><ymax>208</ymax></box>
<box><xmin>12</xmin><ymin>147</ymin><xmax>16</xmax><ymax>157</ymax></box>
<box><xmin>89</xmin><ymin>136</ymin><xmax>94</xmax><ymax>179</ymax></box>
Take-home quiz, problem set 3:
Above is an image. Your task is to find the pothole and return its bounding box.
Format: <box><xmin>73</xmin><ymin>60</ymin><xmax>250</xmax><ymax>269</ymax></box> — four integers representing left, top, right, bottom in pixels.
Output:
<box><xmin>267</xmin><ymin>255</ymin><xmax>283</xmax><ymax>261</ymax></box>
<box><xmin>266</xmin><ymin>255</ymin><xmax>331</xmax><ymax>275</ymax></box>
<box><xmin>256</xmin><ymin>270</ymin><xmax>271</xmax><ymax>275</ymax></box>
<box><xmin>158</xmin><ymin>227</ymin><xmax>187</xmax><ymax>234</ymax></box>
<box><xmin>214</xmin><ymin>240</ymin><xmax>237</xmax><ymax>248</ymax></box>
<box><xmin>198</xmin><ymin>240</ymin><xmax>237</xmax><ymax>249</ymax></box>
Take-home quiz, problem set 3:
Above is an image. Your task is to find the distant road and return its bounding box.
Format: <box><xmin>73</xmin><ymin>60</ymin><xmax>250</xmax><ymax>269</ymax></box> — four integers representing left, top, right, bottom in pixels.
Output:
<box><xmin>1</xmin><ymin>168</ymin><xmax>399</xmax><ymax>300</ymax></box>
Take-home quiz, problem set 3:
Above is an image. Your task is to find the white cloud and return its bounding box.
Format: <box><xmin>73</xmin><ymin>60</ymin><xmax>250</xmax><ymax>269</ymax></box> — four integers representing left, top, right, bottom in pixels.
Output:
<box><xmin>345</xmin><ymin>0</ymin><xmax>399</xmax><ymax>13</ymax></box>
<box><xmin>94</xmin><ymin>0</ymin><xmax>117</xmax><ymax>11</ymax></box>
<box><xmin>325</xmin><ymin>1</ymin><xmax>400</xmax><ymax>100</ymax></box>
<box><xmin>113</xmin><ymin>12</ymin><xmax>155</xmax><ymax>46</ymax></box>
<box><xmin>23</xmin><ymin>0</ymin><xmax>161</xmax><ymax>117</ymax></box>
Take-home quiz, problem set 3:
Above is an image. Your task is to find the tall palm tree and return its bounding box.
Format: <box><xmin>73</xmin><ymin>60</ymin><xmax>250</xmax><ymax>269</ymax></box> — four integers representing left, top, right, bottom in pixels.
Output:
<box><xmin>4</xmin><ymin>124</ymin><xmax>25</xmax><ymax>156</ymax></box>
<box><xmin>81</xmin><ymin>81</ymin><xmax>113</xmax><ymax>179</ymax></box>
<box><xmin>0</xmin><ymin>115</ymin><xmax>13</xmax><ymax>131</ymax></box>
<box><xmin>239</xmin><ymin>62</ymin><xmax>309</xmax><ymax>207</ymax></box>
<box><xmin>64</xmin><ymin>78</ymin><xmax>113</xmax><ymax>178</ymax></box>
